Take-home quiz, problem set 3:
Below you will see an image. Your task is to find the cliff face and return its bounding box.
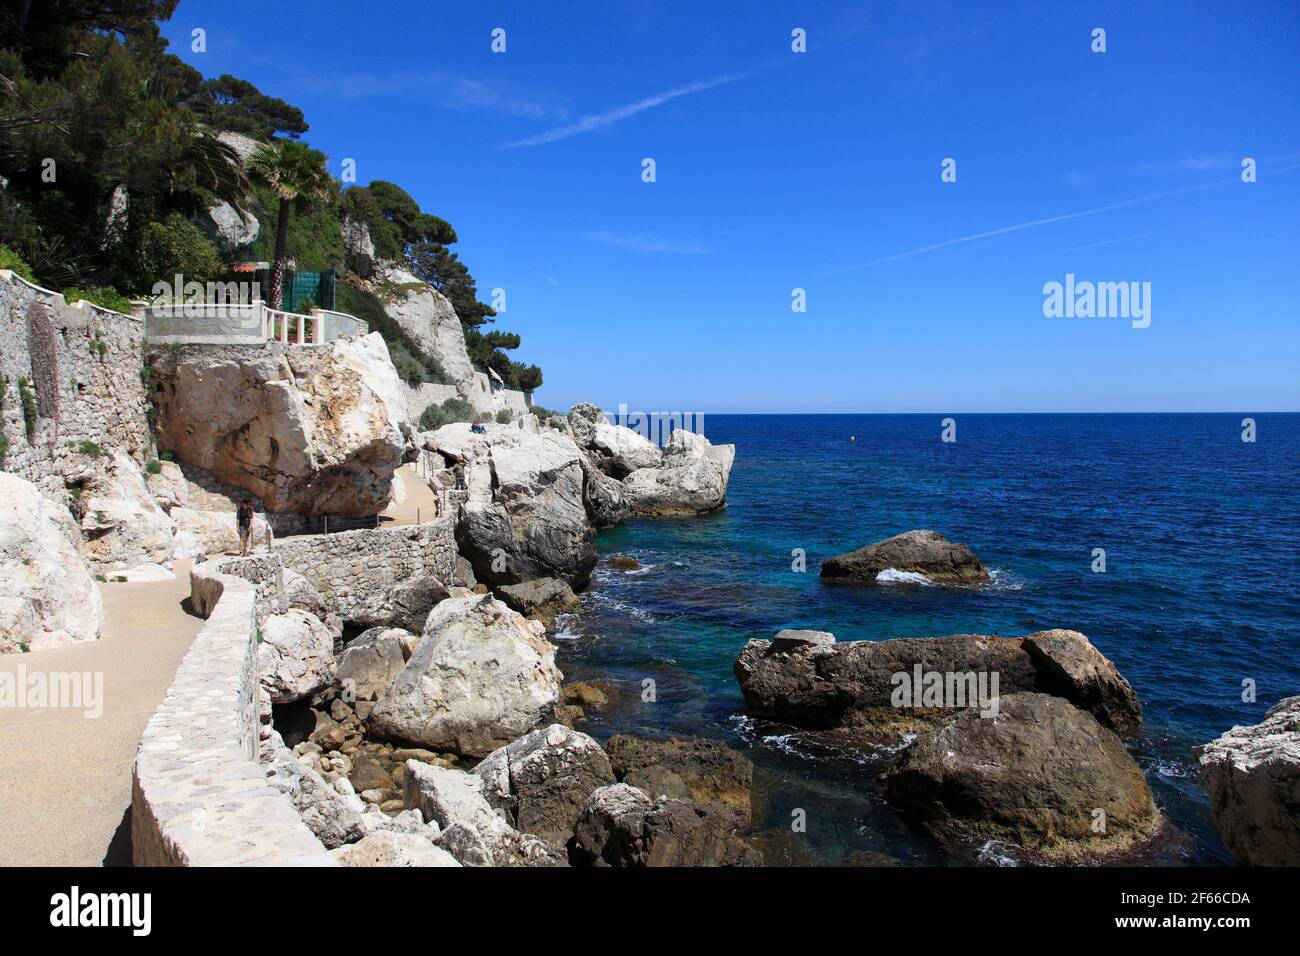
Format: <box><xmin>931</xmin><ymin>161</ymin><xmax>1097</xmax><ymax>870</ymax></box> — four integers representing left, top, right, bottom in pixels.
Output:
<box><xmin>149</xmin><ymin>333</ymin><xmax>411</xmax><ymax>516</ymax></box>
<box><xmin>367</xmin><ymin>261</ymin><xmax>530</xmax><ymax>419</ymax></box>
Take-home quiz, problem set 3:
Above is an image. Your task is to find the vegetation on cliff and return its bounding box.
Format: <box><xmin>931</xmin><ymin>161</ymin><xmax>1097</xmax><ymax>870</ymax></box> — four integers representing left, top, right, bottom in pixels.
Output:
<box><xmin>0</xmin><ymin>0</ymin><xmax>542</xmax><ymax>389</ymax></box>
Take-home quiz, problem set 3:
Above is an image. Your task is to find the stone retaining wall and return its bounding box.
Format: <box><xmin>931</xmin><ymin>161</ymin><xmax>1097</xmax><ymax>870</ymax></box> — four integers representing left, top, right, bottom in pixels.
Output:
<box><xmin>131</xmin><ymin>566</ymin><xmax>334</xmax><ymax>866</ymax></box>
<box><xmin>0</xmin><ymin>271</ymin><xmax>153</xmax><ymax>493</ymax></box>
<box><xmin>275</xmin><ymin>519</ymin><xmax>456</xmax><ymax>629</ymax></box>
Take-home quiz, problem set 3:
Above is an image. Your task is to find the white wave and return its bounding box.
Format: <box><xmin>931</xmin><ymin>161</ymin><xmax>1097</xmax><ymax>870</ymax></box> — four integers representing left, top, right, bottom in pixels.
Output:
<box><xmin>976</xmin><ymin>840</ymin><xmax>1023</xmax><ymax>867</ymax></box>
<box><xmin>985</xmin><ymin>569</ymin><xmax>1025</xmax><ymax>591</ymax></box>
<box><xmin>875</xmin><ymin>568</ymin><xmax>935</xmax><ymax>586</ymax></box>
<box><xmin>624</xmin><ymin>563</ymin><xmax>657</xmax><ymax>576</ymax></box>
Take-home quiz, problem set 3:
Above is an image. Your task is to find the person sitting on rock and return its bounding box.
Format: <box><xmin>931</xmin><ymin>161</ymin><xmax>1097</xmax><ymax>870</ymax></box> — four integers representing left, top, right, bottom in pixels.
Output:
<box><xmin>237</xmin><ymin>499</ymin><xmax>254</xmax><ymax>556</ymax></box>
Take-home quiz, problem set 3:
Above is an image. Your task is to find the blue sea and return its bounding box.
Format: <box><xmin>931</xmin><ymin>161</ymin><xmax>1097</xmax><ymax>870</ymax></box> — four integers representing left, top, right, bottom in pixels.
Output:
<box><xmin>554</xmin><ymin>413</ymin><xmax>1300</xmax><ymax>866</ymax></box>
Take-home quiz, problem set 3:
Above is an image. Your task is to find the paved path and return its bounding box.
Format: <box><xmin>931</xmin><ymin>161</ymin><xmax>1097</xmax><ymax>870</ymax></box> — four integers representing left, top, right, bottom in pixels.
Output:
<box><xmin>379</xmin><ymin>462</ymin><xmax>441</xmax><ymax>527</ymax></box>
<box><xmin>0</xmin><ymin>560</ymin><xmax>203</xmax><ymax>866</ymax></box>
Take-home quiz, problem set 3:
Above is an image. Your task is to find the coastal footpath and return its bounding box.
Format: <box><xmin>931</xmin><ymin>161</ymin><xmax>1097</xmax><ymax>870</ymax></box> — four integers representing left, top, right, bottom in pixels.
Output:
<box><xmin>1</xmin><ymin>268</ymin><xmax>1295</xmax><ymax>867</ymax></box>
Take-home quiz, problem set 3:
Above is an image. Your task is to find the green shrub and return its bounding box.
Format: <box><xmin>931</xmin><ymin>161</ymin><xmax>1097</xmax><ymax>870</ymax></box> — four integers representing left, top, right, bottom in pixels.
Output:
<box><xmin>17</xmin><ymin>378</ymin><xmax>36</xmax><ymax>439</ymax></box>
<box><xmin>78</xmin><ymin>440</ymin><xmax>104</xmax><ymax>456</ymax></box>
<box><xmin>113</xmin><ymin>213</ymin><xmax>222</xmax><ymax>296</ymax></box>
<box><xmin>0</xmin><ymin>433</ymin><xmax>8</xmax><ymax>459</ymax></box>
<box><xmin>63</xmin><ymin>286</ymin><xmax>134</xmax><ymax>314</ymax></box>
<box><xmin>146</xmin><ymin>459</ymin><xmax>162</xmax><ymax>475</ymax></box>
<box><xmin>419</xmin><ymin>397</ymin><xmax>475</xmax><ymax>431</ymax></box>
<box><xmin>495</xmin><ymin>409</ymin><xmax>512</xmax><ymax>424</ymax></box>
<box><xmin>0</xmin><ymin>243</ymin><xmax>36</xmax><ymax>283</ymax></box>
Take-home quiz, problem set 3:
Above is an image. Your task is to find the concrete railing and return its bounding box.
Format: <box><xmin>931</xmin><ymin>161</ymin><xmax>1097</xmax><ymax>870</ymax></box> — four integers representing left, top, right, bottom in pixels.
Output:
<box><xmin>131</xmin><ymin>566</ymin><xmax>335</xmax><ymax>866</ymax></box>
<box><xmin>144</xmin><ymin>300</ymin><xmax>367</xmax><ymax>346</ymax></box>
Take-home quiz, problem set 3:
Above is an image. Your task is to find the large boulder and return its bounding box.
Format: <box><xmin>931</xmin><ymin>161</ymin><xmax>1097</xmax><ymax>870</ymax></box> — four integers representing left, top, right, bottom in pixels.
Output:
<box><xmin>335</xmin><ymin>626</ymin><xmax>417</xmax><ymax>702</ymax></box>
<box><xmin>330</xmin><ymin>829</ymin><xmax>460</xmax><ymax>867</ymax></box>
<box><xmin>403</xmin><ymin>761</ymin><xmax>566</xmax><ymax>866</ymax></box>
<box><xmin>604</xmin><ymin>736</ymin><xmax>754</xmax><ymax>822</ymax></box>
<box><xmin>472</xmin><ymin>724</ymin><xmax>616</xmax><ymax>848</ymax></box>
<box><xmin>368</xmin><ymin>593</ymin><xmax>563</xmax><ymax>756</ymax></box>
<box><xmin>493</xmin><ymin>576</ymin><xmax>579</xmax><ymax>628</ymax></box>
<box><xmin>150</xmin><ymin>333</ymin><xmax>409</xmax><ymax>516</ymax></box>
<box><xmin>622</xmin><ymin>429</ymin><xmax>734</xmax><ymax>517</ymax></box>
<box><xmin>821</xmin><ymin>529</ymin><xmax>989</xmax><ymax>585</ymax></box>
<box><xmin>1022</xmin><ymin>629</ymin><xmax>1142</xmax><ymax>733</ymax></box>
<box><xmin>734</xmin><ymin>630</ymin><xmax>1039</xmax><ymax>735</ymax></box>
<box><xmin>882</xmin><ymin>693</ymin><xmax>1160</xmax><ymax>860</ymax></box>
<box><xmin>0</xmin><ymin>473</ymin><xmax>103</xmax><ymax>652</ymax></box>
<box><xmin>257</xmin><ymin>609</ymin><xmax>337</xmax><ymax>704</ymax></box>
<box><xmin>570</xmin><ymin>784</ymin><xmax>761</xmax><ymax>867</ymax></box>
<box><xmin>578</xmin><ymin>449</ymin><xmax>628</xmax><ymax>529</ymax></box>
<box><xmin>427</xmin><ymin>423</ymin><xmax>596</xmax><ymax>588</ymax></box>
<box><xmin>76</xmin><ymin>449</ymin><xmax>176</xmax><ymax>570</ymax></box>
<box><xmin>1199</xmin><ymin>696</ymin><xmax>1300</xmax><ymax>866</ymax></box>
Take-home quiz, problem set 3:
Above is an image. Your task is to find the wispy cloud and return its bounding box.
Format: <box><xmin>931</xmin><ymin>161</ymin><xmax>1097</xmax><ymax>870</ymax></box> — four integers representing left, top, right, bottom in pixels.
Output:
<box><xmin>290</xmin><ymin>70</ymin><xmax>568</xmax><ymax>121</ymax></box>
<box><xmin>1004</xmin><ymin>220</ymin><xmax>1216</xmax><ymax>265</ymax></box>
<box><xmin>581</xmin><ymin>231</ymin><xmax>713</xmax><ymax>255</ymax></box>
<box><xmin>822</xmin><ymin>163</ymin><xmax>1300</xmax><ymax>274</ymax></box>
<box><xmin>500</xmin><ymin>71</ymin><xmax>749</xmax><ymax>148</ymax></box>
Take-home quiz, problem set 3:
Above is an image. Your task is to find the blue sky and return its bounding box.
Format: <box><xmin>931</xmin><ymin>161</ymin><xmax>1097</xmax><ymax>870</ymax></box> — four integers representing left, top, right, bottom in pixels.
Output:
<box><xmin>162</xmin><ymin>1</ymin><xmax>1299</xmax><ymax>413</ymax></box>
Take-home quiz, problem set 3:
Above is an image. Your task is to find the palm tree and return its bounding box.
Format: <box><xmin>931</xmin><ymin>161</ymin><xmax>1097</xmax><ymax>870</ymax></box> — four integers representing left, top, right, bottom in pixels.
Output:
<box><xmin>246</xmin><ymin>140</ymin><xmax>333</xmax><ymax>310</ymax></box>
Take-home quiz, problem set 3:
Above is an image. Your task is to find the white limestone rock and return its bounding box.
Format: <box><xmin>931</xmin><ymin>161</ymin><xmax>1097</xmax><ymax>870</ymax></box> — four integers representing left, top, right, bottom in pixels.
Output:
<box><xmin>368</xmin><ymin>593</ymin><xmax>562</xmax><ymax>756</ymax></box>
<box><xmin>79</xmin><ymin>449</ymin><xmax>176</xmax><ymax>570</ymax></box>
<box><xmin>0</xmin><ymin>473</ymin><xmax>103</xmax><ymax>652</ymax></box>
<box><xmin>622</xmin><ymin>428</ymin><xmax>734</xmax><ymax>517</ymax></box>
<box><xmin>330</xmin><ymin>830</ymin><xmax>460</xmax><ymax>867</ymax></box>
<box><xmin>257</xmin><ymin>608</ymin><xmax>337</xmax><ymax>704</ymax></box>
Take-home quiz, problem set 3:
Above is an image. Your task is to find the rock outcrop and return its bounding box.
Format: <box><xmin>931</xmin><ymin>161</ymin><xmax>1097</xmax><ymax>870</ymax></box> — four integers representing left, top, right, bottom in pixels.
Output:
<box><xmin>199</xmin><ymin>201</ymin><xmax>258</xmax><ymax>254</ymax></box>
<box><xmin>368</xmin><ymin>593</ymin><xmax>562</xmax><ymax>756</ymax></box>
<box><xmin>622</xmin><ymin>428</ymin><xmax>734</xmax><ymax>517</ymax></box>
<box><xmin>604</xmin><ymin>735</ymin><xmax>754</xmax><ymax>821</ymax></box>
<box><xmin>0</xmin><ymin>473</ymin><xmax>103</xmax><ymax>651</ymax></box>
<box><xmin>335</xmin><ymin>626</ymin><xmax>417</xmax><ymax>703</ymax></box>
<box><xmin>733</xmin><ymin>627</ymin><xmax>1141</xmax><ymax>738</ymax></box>
<box><xmin>150</xmin><ymin>332</ymin><xmax>409</xmax><ymax>516</ymax></box>
<box><xmin>403</xmin><ymin>760</ymin><xmax>566</xmax><ymax>866</ymax></box>
<box><xmin>568</xmin><ymin>403</ymin><xmax>662</xmax><ymax>478</ymax></box>
<box><xmin>426</xmin><ymin>422</ymin><xmax>596</xmax><ymax>588</ymax></box>
<box><xmin>75</xmin><ymin>449</ymin><xmax>176</xmax><ymax>570</ymax></box>
<box><xmin>882</xmin><ymin>693</ymin><xmax>1160</xmax><ymax>859</ymax></box>
<box><xmin>493</xmin><ymin>576</ymin><xmax>579</xmax><ymax>628</ymax></box>
<box><xmin>1199</xmin><ymin>696</ymin><xmax>1300</xmax><ymax>866</ymax></box>
<box><xmin>330</xmin><ymin>829</ymin><xmax>460</xmax><ymax>867</ymax></box>
<box><xmin>257</xmin><ymin>609</ymin><xmax>337</xmax><ymax>704</ymax></box>
<box><xmin>569</xmin><ymin>783</ymin><xmax>761</xmax><ymax>867</ymax></box>
<box><xmin>472</xmin><ymin>724</ymin><xmax>616</xmax><ymax>848</ymax></box>
<box><xmin>821</xmin><ymin>529</ymin><xmax>989</xmax><ymax>585</ymax></box>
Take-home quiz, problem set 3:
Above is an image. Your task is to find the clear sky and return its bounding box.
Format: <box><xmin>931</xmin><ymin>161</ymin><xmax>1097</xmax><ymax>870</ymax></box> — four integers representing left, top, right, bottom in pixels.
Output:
<box><xmin>161</xmin><ymin>1</ymin><xmax>1300</xmax><ymax>413</ymax></box>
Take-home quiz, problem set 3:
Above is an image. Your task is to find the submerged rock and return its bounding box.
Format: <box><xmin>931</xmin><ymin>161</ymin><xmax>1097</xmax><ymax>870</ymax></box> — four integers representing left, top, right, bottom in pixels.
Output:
<box><xmin>883</xmin><ymin>693</ymin><xmax>1160</xmax><ymax>860</ymax></box>
<box><xmin>820</xmin><ymin>529</ymin><xmax>989</xmax><ymax>585</ymax></box>
<box><xmin>604</xmin><ymin>735</ymin><xmax>754</xmax><ymax>822</ymax></box>
<box><xmin>1199</xmin><ymin>695</ymin><xmax>1300</xmax><ymax>866</ymax></box>
<box><xmin>367</xmin><ymin>593</ymin><xmax>562</xmax><ymax>756</ymax></box>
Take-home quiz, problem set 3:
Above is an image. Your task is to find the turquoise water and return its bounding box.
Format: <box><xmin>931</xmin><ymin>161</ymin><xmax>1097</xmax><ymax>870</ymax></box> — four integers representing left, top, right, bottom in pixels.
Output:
<box><xmin>555</xmin><ymin>413</ymin><xmax>1300</xmax><ymax>865</ymax></box>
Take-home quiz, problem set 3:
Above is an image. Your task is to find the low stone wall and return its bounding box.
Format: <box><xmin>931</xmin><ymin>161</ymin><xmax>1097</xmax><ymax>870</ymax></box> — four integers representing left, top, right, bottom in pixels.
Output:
<box><xmin>0</xmin><ymin>271</ymin><xmax>153</xmax><ymax>492</ymax></box>
<box><xmin>275</xmin><ymin>519</ymin><xmax>456</xmax><ymax>629</ymax></box>
<box><xmin>131</xmin><ymin>566</ymin><xmax>334</xmax><ymax>866</ymax></box>
<box><xmin>403</xmin><ymin>381</ymin><xmax>461</xmax><ymax>422</ymax></box>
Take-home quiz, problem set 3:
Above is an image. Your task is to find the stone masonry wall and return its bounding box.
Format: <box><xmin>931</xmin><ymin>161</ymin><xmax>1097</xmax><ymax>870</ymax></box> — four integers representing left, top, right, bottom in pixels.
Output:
<box><xmin>0</xmin><ymin>271</ymin><xmax>152</xmax><ymax>493</ymax></box>
<box><xmin>275</xmin><ymin>519</ymin><xmax>456</xmax><ymax>628</ymax></box>
<box><xmin>131</xmin><ymin>567</ymin><xmax>334</xmax><ymax>866</ymax></box>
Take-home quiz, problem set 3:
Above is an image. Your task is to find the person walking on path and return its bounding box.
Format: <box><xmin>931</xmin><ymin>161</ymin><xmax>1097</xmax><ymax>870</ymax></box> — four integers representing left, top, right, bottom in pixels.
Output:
<box><xmin>237</xmin><ymin>498</ymin><xmax>254</xmax><ymax>556</ymax></box>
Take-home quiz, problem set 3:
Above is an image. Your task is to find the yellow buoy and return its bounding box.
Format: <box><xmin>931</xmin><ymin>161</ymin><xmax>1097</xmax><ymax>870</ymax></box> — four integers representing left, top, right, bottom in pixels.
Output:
<box><xmin>850</xmin><ymin>436</ymin><xmax>855</xmax><ymax>443</ymax></box>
